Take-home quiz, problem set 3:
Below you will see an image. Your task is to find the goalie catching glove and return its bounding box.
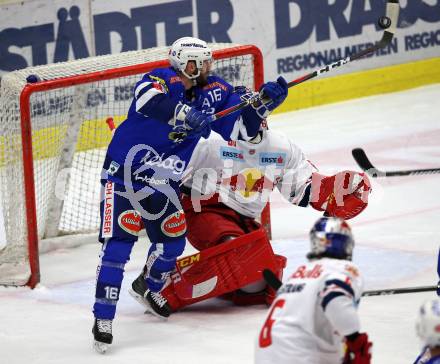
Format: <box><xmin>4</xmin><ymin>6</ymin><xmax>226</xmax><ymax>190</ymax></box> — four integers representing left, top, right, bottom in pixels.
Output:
<box><xmin>310</xmin><ymin>171</ymin><xmax>372</xmax><ymax>220</ymax></box>
<box><xmin>343</xmin><ymin>332</ymin><xmax>372</xmax><ymax>364</ymax></box>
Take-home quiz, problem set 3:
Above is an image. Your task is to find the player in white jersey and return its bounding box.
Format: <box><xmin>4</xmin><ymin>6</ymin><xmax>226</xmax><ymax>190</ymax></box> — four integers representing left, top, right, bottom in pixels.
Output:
<box><xmin>414</xmin><ymin>299</ymin><xmax>440</xmax><ymax>364</ymax></box>
<box><xmin>255</xmin><ymin>217</ymin><xmax>372</xmax><ymax>364</ymax></box>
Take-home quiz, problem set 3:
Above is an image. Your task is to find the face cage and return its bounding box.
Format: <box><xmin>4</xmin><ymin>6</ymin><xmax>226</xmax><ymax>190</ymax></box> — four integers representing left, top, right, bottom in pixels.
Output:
<box><xmin>181</xmin><ymin>58</ymin><xmax>213</xmax><ymax>80</ymax></box>
<box><xmin>309</xmin><ymin>233</ymin><xmax>354</xmax><ymax>260</ymax></box>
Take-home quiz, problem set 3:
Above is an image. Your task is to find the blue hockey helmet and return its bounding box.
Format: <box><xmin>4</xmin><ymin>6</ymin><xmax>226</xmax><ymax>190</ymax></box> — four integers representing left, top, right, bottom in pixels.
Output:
<box><xmin>307</xmin><ymin>217</ymin><xmax>354</xmax><ymax>260</ymax></box>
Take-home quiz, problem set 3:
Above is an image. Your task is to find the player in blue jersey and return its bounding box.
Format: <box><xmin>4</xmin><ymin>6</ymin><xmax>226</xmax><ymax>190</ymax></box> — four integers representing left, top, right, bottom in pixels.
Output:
<box><xmin>415</xmin><ymin>299</ymin><xmax>440</xmax><ymax>364</ymax></box>
<box><xmin>91</xmin><ymin>36</ymin><xmax>288</xmax><ymax>353</ymax></box>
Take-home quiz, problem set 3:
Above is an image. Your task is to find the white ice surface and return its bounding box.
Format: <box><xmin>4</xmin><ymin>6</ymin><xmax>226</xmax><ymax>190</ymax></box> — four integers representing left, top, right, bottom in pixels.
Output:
<box><xmin>1</xmin><ymin>85</ymin><xmax>440</xmax><ymax>363</ymax></box>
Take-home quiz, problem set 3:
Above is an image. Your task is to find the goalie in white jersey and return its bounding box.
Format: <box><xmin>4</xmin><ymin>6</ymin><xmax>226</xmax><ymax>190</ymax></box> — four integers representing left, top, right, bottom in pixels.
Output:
<box><xmin>182</xmin><ymin>120</ymin><xmax>315</xmax><ymax>223</ymax></box>
<box><xmin>255</xmin><ymin>217</ymin><xmax>372</xmax><ymax>364</ymax></box>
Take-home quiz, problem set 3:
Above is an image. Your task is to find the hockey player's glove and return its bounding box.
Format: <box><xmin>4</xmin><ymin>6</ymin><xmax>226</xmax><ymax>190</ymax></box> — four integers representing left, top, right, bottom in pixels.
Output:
<box><xmin>310</xmin><ymin>171</ymin><xmax>371</xmax><ymax>220</ymax></box>
<box><xmin>173</xmin><ymin>103</ymin><xmax>212</xmax><ymax>138</ymax></box>
<box><xmin>343</xmin><ymin>332</ymin><xmax>372</xmax><ymax>364</ymax></box>
<box><xmin>260</xmin><ymin>76</ymin><xmax>288</xmax><ymax>111</ymax></box>
<box><xmin>240</xmin><ymin>90</ymin><xmax>270</xmax><ymax>120</ymax></box>
<box><xmin>437</xmin><ymin>280</ymin><xmax>440</xmax><ymax>296</ymax></box>
<box><xmin>238</xmin><ymin>76</ymin><xmax>288</xmax><ymax>122</ymax></box>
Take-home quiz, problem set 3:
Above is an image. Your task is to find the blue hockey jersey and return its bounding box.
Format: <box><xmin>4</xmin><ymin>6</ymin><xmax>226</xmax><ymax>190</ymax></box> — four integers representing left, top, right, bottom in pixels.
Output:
<box><xmin>414</xmin><ymin>347</ymin><xmax>440</xmax><ymax>364</ymax></box>
<box><xmin>104</xmin><ymin>67</ymin><xmax>255</xmax><ymax>188</ymax></box>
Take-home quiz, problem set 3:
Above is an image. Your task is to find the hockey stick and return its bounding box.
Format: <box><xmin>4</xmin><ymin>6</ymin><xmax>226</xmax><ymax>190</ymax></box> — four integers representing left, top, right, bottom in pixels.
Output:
<box><xmin>263</xmin><ymin>269</ymin><xmax>437</xmax><ymax>297</ymax></box>
<box><xmin>362</xmin><ymin>285</ymin><xmax>437</xmax><ymax>296</ymax></box>
<box><xmin>352</xmin><ymin>148</ymin><xmax>440</xmax><ymax>177</ymax></box>
<box><xmin>212</xmin><ymin>0</ymin><xmax>400</xmax><ymax>122</ymax></box>
<box><xmin>263</xmin><ymin>269</ymin><xmax>282</xmax><ymax>290</ymax></box>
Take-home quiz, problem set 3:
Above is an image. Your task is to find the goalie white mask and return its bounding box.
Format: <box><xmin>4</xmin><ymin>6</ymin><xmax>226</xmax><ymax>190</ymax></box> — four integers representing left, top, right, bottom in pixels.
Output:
<box><xmin>168</xmin><ymin>37</ymin><xmax>213</xmax><ymax>80</ymax></box>
<box><xmin>416</xmin><ymin>299</ymin><xmax>440</xmax><ymax>348</ymax></box>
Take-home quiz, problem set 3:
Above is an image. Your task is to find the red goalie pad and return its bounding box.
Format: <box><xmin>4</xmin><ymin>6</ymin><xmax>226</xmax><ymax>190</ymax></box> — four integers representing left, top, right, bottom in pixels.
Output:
<box><xmin>160</xmin><ymin>228</ymin><xmax>286</xmax><ymax>311</ymax></box>
<box><xmin>180</xmin><ymin>193</ymin><xmax>261</xmax><ymax>250</ymax></box>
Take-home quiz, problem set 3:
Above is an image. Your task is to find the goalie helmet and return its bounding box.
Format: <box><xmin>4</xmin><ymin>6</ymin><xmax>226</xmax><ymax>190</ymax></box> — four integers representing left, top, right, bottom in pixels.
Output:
<box><xmin>416</xmin><ymin>299</ymin><xmax>440</xmax><ymax>348</ymax></box>
<box><xmin>307</xmin><ymin>217</ymin><xmax>354</xmax><ymax>260</ymax></box>
<box><xmin>168</xmin><ymin>37</ymin><xmax>212</xmax><ymax>80</ymax></box>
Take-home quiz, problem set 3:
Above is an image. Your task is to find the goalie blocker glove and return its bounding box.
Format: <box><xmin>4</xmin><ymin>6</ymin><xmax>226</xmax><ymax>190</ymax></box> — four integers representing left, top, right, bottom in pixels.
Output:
<box><xmin>310</xmin><ymin>171</ymin><xmax>372</xmax><ymax>220</ymax></box>
<box><xmin>344</xmin><ymin>332</ymin><xmax>372</xmax><ymax>364</ymax></box>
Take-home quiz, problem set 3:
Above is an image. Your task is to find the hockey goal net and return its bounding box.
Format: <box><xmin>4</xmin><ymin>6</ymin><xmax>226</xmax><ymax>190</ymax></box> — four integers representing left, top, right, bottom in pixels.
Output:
<box><xmin>0</xmin><ymin>43</ymin><xmax>267</xmax><ymax>288</ymax></box>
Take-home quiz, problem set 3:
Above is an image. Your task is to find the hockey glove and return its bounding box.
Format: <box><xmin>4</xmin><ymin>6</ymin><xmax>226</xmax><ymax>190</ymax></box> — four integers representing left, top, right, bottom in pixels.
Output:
<box><xmin>310</xmin><ymin>171</ymin><xmax>371</xmax><ymax>220</ymax></box>
<box><xmin>242</xmin><ymin>76</ymin><xmax>288</xmax><ymax>119</ymax></box>
<box><xmin>260</xmin><ymin>76</ymin><xmax>288</xmax><ymax>111</ymax></box>
<box><xmin>343</xmin><ymin>332</ymin><xmax>372</xmax><ymax>364</ymax></box>
<box><xmin>174</xmin><ymin>103</ymin><xmax>212</xmax><ymax>138</ymax></box>
<box><xmin>238</xmin><ymin>77</ymin><xmax>287</xmax><ymax>121</ymax></box>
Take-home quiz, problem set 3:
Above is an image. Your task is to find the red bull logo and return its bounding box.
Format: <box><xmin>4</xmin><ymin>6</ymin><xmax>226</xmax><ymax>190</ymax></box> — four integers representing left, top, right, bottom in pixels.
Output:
<box><xmin>228</xmin><ymin>168</ymin><xmax>274</xmax><ymax>198</ymax></box>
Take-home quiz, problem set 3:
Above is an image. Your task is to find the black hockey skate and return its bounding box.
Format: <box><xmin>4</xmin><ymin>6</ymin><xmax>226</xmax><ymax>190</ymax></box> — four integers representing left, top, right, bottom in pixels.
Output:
<box><xmin>129</xmin><ymin>273</ymin><xmax>171</xmax><ymax>319</ymax></box>
<box><xmin>92</xmin><ymin>318</ymin><xmax>113</xmax><ymax>354</ymax></box>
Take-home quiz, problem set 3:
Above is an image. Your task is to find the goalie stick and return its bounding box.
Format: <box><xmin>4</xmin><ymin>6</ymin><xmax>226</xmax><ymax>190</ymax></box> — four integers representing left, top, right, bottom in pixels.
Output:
<box><xmin>263</xmin><ymin>269</ymin><xmax>437</xmax><ymax>297</ymax></box>
<box><xmin>212</xmin><ymin>0</ymin><xmax>400</xmax><ymax>122</ymax></box>
<box><xmin>352</xmin><ymin>148</ymin><xmax>440</xmax><ymax>177</ymax></box>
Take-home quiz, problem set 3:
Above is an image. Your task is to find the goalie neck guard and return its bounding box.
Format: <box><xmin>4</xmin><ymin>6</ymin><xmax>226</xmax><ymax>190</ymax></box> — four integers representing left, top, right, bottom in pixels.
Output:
<box><xmin>168</xmin><ymin>37</ymin><xmax>212</xmax><ymax>80</ymax></box>
<box><xmin>307</xmin><ymin>217</ymin><xmax>354</xmax><ymax>260</ymax></box>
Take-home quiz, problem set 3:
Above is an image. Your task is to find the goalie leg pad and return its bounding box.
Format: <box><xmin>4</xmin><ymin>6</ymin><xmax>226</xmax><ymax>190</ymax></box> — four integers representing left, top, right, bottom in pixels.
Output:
<box><xmin>181</xmin><ymin>194</ymin><xmax>260</xmax><ymax>250</ymax></box>
<box><xmin>221</xmin><ymin>254</ymin><xmax>287</xmax><ymax>306</ymax></box>
<box><xmin>160</xmin><ymin>228</ymin><xmax>284</xmax><ymax>311</ymax></box>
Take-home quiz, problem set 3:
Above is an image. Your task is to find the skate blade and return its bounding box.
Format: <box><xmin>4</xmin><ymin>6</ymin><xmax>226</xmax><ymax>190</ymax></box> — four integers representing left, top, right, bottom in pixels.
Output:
<box><xmin>128</xmin><ymin>288</ymin><xmax>168</xmax><ymax>321</ymax></box>
<box><xmin>128</xmin><ymin>288</ymin><xmax>150</xmax><ymax>309</ymax></box>
<box><xmin>93</xmin><ymin>340</ymin><xmax>109</xmax><ymax>354</ymax></box>
<box><xmin>143</xmin><ymin>305</ymin><xmax>168</xmax><ymax>321</ymax></box>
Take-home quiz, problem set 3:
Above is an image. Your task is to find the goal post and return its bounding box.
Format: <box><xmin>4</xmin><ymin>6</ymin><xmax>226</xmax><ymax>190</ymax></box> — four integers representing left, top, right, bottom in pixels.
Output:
<box><xmin>0</xmin><ymin>43</ymin><xmax>269</xmax><ymax>288</ymax></box>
